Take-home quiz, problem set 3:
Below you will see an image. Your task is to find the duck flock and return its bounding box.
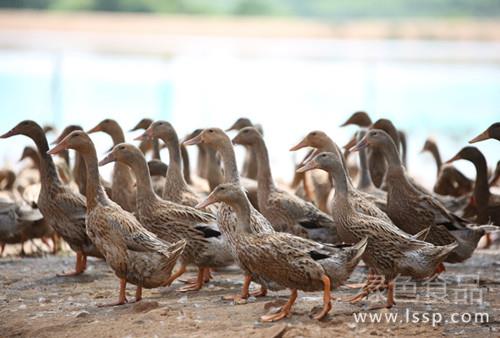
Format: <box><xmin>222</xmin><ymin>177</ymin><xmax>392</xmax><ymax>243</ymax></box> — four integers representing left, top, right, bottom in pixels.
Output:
<box><xmin>0</xmin><ymin>114</ymin><xmax>499</xmax><ymax>322</ymax></box>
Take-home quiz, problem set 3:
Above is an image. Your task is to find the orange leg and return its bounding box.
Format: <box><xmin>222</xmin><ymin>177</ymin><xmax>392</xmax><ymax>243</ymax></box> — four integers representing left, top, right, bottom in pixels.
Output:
<box><xmin>346</xmin><ymin>273</ymin><xmax>385</xmax><ymax>303</ymax></box>
<box><xmin>368</xmin><ymin>280</ymin><xmax>395</xmax><ymax>310</ymax></box>
<box><xmin>261</xmin><ymin>289</ymin><xmax>298</xmax><ymax>322</ymax></box>
<box><xmin>223</xmin><ymin>275</ymin><xmax>252</xmax><ymax>303</ymax></box>
<box><xmin>163</xmin><ymin>264</ymin><xmax>187</xmax><ymax>286</ymax></box>
<box><xmin>51</xmin><ymin>234</ymin><xmax>60</xmax><ymax>254</ymax></box>
<box><xmin>483</xmin><ymin>234</ymin><xmax>492</xmax><ymax>249</ymax></box>
<box><xmin>57</xmin><ymin>252</ymin><xmax>86</xmax><ymax>277</ymax></box>
<box><xmin>98</xmin><ymin>278</ymin><xmax>128</xmax><ymax>307</ymax></box>
<box><xmin>178</xmin><ymin>267</ymin><xmax>205</xmax><ymax>292</ymax></box>
<box><xmin>313</xmin><ymin>275</ymin><xmax>333</xmax><ymax>320</ymax></box>
<box><xmin>135</xmin><ymin>286</ymin><xmax>142</xmax><ymax>303</ymax></box>
<box><xmin>0</xmin><ymin>242</ymin><xmax>4</xmax><ymax>256</ymax></box>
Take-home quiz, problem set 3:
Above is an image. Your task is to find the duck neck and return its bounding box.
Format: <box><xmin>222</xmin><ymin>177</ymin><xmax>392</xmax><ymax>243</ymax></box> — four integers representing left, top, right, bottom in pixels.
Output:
<box><xmin>73</xmin><ymin>151</ymin><xmax>87</xmax><ymax>196</ymax></box>
<box><xmin>357</xmin><ymin>145</ymin><xmax>374</xmax><ymax>190</ymax></box>
<box><xmin>228</xmin><ymin>196</ymin><xmax>253</xmax><ymax>234</ymax></box>
<box><xmin>331</xmin><ymin>164</ymin><xmax>353</xmax><ymax>212</ymax></box>
<box><xmin>80</xmin><ymin>146</ymin><xmax>108</xmax><ymax>210</ymax></box>
<box><xmin>252</xmin><ymin>137</ymin><xmax>276</xmax><ymax>193</ymax></box>
<box><xmin>429</xmin><ymin>144</ymin><xmax>442</xmax><ymax>175</ymax></box>
<box><xmin>28</xmin><ymin>152</ymin><xmax>41</xmax><ymax>170</ymax></box>
<box><xmin>30</xmin><ymin>129</ymin><xmax>62</xmax><ymax>190</ymax></box>
<box><xmin>109</xmin><ymin>128</ymin><xmax>125</xmax><ymax>146</ymax></box>
<box><xmin>125</xmin><ymin>156</ymin><xmax>157</xmax><ymax>204</ymax></box>
<box><xmin>218</xmin><ymin>141</ymin><xmax>240</xmax><ymax>184</ymax></box>
<box><xmin>152</xmin><ymin>137</ymin><xmax>161</xmax><ymax>160</ymax></box>
<box><xmin>318</xmin><ymin>139</ymin><xmax>354</xmax><ymax>187</ymax></box>
<box><xmin>207</xmin><ymin>149</ymin><xmax>223</xmax><ymax>190</ymax></box>
<box><xmin>471</xmin><ymin>154</ymin><xmax>490</xmax><ymax>207</ymax></box>
<box><xmin>377</xmin><ymin>141</ymin><xmax>403</xmax><ymax>171</ymax></box>
<box><xmin>163</xmin><ymin>134</ymin><xmax>189</xmax><ymax>191</ymax></box>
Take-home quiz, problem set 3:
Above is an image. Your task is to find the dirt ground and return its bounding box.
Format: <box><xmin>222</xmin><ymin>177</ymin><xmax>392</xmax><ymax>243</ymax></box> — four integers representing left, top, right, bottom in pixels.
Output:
<box><xmin>0</xmin><ymin>244</ymin><xmax>499</xmax><ymax>338</ymax></box>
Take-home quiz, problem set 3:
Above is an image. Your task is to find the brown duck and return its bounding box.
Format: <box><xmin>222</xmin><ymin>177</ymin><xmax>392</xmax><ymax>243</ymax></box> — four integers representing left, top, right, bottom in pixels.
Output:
<box><xmin>298</xmin><ymin>152</ymin><xmax>456</xmax><ymax>309</ymax></box>
<box><xmin>1</xmin><ymin>120</ymin><xmax>102</xmax><ymax>275</ymax></box>
<box><xmin>87</xmin><ymin>119</ymin><xmax>136</xmax><ymax>212</ymax></box>
<box><xmin>232</xmin><ymin>127</ymin><xmax>339</xmax><ymax>243</ymax></box>
<box><xmin>351</xmin><ymin>129</ymin><xmax>489</xmax><ymax>264</ymax></box>
<box><xmin>99</xmin><ymin>143</ymin><xmax>232</xmax><ymax>292</ymax></box>
<box><xmin>48</xmin><ymin>130</ymin><xmax>185</xmax><ymax>306</ymax></box>
<box><xmin>421</xmin><ymin>138</ymin><xmax>473</xmax><ymax>197</ymax></box>
<box><xmin>184</xmin><ymin>128</ymin><xmax>274</xmax><ymax>301</ymax></box>
<box><xmin>197</xmin><ymin>182</ymin><xmax>367</xmax><ymax>321</ymax></box>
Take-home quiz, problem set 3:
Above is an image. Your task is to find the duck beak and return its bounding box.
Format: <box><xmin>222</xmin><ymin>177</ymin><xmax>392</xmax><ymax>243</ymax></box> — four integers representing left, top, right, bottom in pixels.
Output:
<box><xmin>195</xmin><ymin>195</ymin><xmax>216</xmax><ymax>209</ymax></box>
<box><xmin>0</xmin><ymin>129</ymin><xmax>16</xmax><ymax>139</ymax></box>
<box><xmin>298</xmin><ymin>148</ymin><xmax>318</xmax><ymax>167</ymax></box>
<box><xmin>183</xmin><ymin>133</ymin><xmax>203</xmax><ymax>146</ymax></box>
<box><xmin>444</xmin><ymin>153</ymin><xmax>461</xmax><ymax>164</ymax></box>
<box><xmin>343</xmin><ymin>136</ymin><xmax>357</xmax><ymax>150</ymax></box>
<box><xmin>469</xmin><ymin>129</ymin><xmax>489</xmax><ymax>144</ymax></box>
<box><xmin>231</xmin><ymin>135</ymin><xmax>241</xmax><ymax>145</ymax></box>
<box><xmin>47</xmin><ymin>141</ymin><xmax>68</xmax><ymax>155</ymax></box>
<box><xmin>138</xmin><ymin>127</ymin><xmax>154</xmax><ymax>141</ymax></box>
<box><xmin>296</xmin><ymin>159</ymin><xmax>319</xmax><ymax>173</ymax></box>
<box><xmin>86</xmin><ymin>125</ymin><xmax>101</xmax><ymax>134</ymax></box>
<box><xmin>98</xmin><ymin>152</ymin><xmax>116</xmax><ymax>166</ymax></box>
<box><xmin>289</xmin><ymin>138</ymin><xmax>308</xmax><ymax>151</ymax></box>
<box><xmin>350</xmin><ymin>139</ymin><xmax>368</xmax><ymax>153</ymax></box>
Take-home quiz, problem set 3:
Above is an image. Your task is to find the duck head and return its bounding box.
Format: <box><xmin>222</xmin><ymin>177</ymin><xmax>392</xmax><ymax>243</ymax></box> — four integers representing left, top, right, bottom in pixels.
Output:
<box><xmin>226</xmin><ymin>117</ymin><xmax>253</xmax><ymax>132</ymax></box>
<box><xmin>350</xmin><ymin>129</ymin><xmax>393</xmax><ymax>153</ymax></box>
<box><xmin>52</xmin><ymin>125</ymin><xmax>83</xmax><ymax>145</ymax></box>
<box><xmin>47</xmin><ymin>130</ymin><xmax>93</xmax><ymax>155</ymax></box>
<box><xmin>340</xmin><ymin>111</ymin><xmax>372</xmax><ymax>127</ymax></box>
<box><xmin>99</xmin><ymin>143</ymin><xmax>142</xmax><ymax>167</ymax></box>
<box><xmin>129</xmin><ymin>118</ymin><xmax>153</xmax><ymax>132</ymax></box>
<box><xmin>1</xmin><ymin>120</ymin><xmax>44</xmax><ymax>139</ymax></box>
<box><xmin>137</xmin><ymin>120</ymin><xmax>176</xmax><ymax>143</ymax></box>
<box><xmin>231</xmin><ymin>126</ymin><xmax>261</xmax><ymax>146</ymax></box>
<box><xmin>445</xmin><ymin>146</ymin><xmax>484</xmax><ymax>165</ymax></box>
<box><xmin>196</xmin><ymin>183</ymin><xmax>244</xmax><ymax>209</ymax></box>
<box><xmin>183</xmin><ymin>128</ymin><xmax>229</xmax><ymax>148</ymax></box>
<box><xmin>469</xmin><ymin>122</ymin><xmax>500</xmax><ymax>143</ymax></box>
<box><xmin>290</xmin><ymin>130</ymin><xmax>329</xmax><ymax>151</ymax></box>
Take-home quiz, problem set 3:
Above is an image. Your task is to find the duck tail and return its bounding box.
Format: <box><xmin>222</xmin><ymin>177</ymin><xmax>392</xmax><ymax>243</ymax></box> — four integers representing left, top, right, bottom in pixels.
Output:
<box><xmin>412</xmin><ymin>227</ymin><xmax>431</xmax><ymax>241</ymax></box>
<box><xmin>435</xmin><ymin>241</ymin><xmax>459</xmax><ymax>261</ymax></box>
<box><xmin>349</xmin><ymin>236</ymin><xmax>368</xmax><ymax>264</ymax></box>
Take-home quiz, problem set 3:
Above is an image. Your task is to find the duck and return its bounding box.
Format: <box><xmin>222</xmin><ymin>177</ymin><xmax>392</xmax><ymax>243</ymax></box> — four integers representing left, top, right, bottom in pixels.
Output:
<box><xmin>369</xmin><ymin>118</ymin><xmax>401</xmax><ymax>188</ymax></box>
<box><xmin>48</xmin><ymin>130</ymin><xmax>186</xmax><ymax>306</ymax></box>
<box><xmin>129</xmin><ymin>118</ymin><xmax>161</xmax><ymax>160</ymax></box>
<box><xmin>99</xmin><ymin>143</ymin><xmax>232</xmax><ymax>292</ymax></box>
<box><xmin>421</xmin><ymin>138</ymin><xmax>473</xmax><ymax>197</ymax></box>
<box><xmin>87</xmin><ymin>119</ymin><xmax>136</xmax><ymax>212</ymax></box>
<box><xmin>137</xmin><ymin>121</ymin><xmax>209</xmax><ymax>210</ymax></box>
<box><xmin>232</xmin><ymin>127</ymin><xmax>339</xmax><ymax>243</ymax></box>
<box><xmin>297</xmin><ymin>152</ymin><xmax>457</xmax><ymax>309</ymax></box>
<box><xmin>446</xmin><ymin>146</ymin><xmax>500</xmax><ymax>227</ymax></box>
<box><xmin>184</xmin><ymin>128</ymin><xmax>275</xmax><ymax>301</ymax></box>
<box><xmin>147</xmin><ymin>159</ymin><xmax>168</xmax><ymax>196</ymax></box>
<box><xmin>0</xmin><ymin>170</ymin><xmax>54</xmax><ymax>255</ymax></box>
<box><xmin>469</xmin><ymin>122</ymin><xmax>500</xmax><ymax>143</ymax></box>
<box><xmin>351</xmin><ymin>130</ymin><xmax>387</xmax><ymax>200</ymax></box>
<box><xmin>197</xmin><ymin>182</ymin><xmax>367</xmax><ymax>321</ymax></box>
<box><xmin>1</xmin><ymin>120</ymin><xmax>102</xmax><ymax>275</ymax></box>
<box><xmin>290</xmin><ymin>130</ymin><xmax>388</xmax><ymax>217</ymax></box>
<box><xmin>226</xmin><ymin>117</ymin><xmax>262</xmax><ymax>180</ymax></box>
<box><xmin>351</xmin><ymin>129</ymin><xmax>489</xmax><ymax>264</ymax></box>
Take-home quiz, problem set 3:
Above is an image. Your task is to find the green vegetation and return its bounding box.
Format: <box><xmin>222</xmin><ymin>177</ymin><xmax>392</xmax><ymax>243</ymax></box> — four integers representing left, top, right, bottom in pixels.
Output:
<box><xmin>1</xmin><ymin>0</ymin><xmax>500</xmax><ymax>18</ymax></box>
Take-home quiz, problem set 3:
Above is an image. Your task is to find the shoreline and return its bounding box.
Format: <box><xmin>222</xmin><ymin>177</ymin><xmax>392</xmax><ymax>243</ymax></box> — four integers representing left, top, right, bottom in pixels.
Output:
<box><xmin>0</xmin><ymin>10</ymin><xmax>499</xmax><ymax>41</ymax></box>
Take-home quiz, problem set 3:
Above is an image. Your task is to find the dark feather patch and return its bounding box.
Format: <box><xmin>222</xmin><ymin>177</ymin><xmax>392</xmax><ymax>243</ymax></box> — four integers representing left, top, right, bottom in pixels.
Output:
<box><xmin>299</xmin><ymin>220</ymin><xmax>321</xmax><ymax>229</ymax></box>
<box><xmin>195</xmin><ymin>226</ymin><xmax>221</xmax><ymax>238</ymax></box>
<box><xmin>309</xmin><ymin>250</ymin><xmax>330</xmax><ymax>261</ymax></box>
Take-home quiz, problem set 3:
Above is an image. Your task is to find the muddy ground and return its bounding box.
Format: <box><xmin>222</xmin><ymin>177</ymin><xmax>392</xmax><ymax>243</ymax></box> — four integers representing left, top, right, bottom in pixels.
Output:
<box><xmin>0</xmin><ymin>245</ymin><xmax>499</xmax><ymax>338</ymax></box>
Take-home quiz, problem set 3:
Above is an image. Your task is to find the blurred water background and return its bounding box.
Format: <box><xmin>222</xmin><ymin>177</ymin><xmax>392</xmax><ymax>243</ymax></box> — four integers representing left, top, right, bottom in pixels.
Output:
<box><xmin>0</xmin><ymin>1</ymin><xmax>499</xmax><ymax>188</ymax></box>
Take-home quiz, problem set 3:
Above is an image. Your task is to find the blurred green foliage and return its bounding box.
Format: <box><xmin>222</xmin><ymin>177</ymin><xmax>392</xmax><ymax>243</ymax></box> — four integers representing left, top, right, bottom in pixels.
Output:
<box><xmin>1</xmin><ymin>0</ymin><xmax>500</xmax><ymax>17</ymax></box>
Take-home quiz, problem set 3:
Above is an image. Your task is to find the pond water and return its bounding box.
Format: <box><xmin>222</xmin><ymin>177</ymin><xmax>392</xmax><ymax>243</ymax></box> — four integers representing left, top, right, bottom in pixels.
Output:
<box><xmin>0</xmin><ymin>37</ymin><xmax>499</xmax><ymax>185</ymax></box>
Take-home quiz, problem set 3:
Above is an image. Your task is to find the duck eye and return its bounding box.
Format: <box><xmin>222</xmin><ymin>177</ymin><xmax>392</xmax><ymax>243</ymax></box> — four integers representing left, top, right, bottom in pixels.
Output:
<box><xmin>208</xmin><ymin>129</ymin><xmax>214</xmax><ymax>133</ymax></box>
<box><xmin>243</xmin><ymin>130</ymin><xmax>249</xmax><ymax>133</ymax></box>
<box><xmin>311</xmin><ymin>132</ymin><xmax>317</xmax><ymax>136</ymax></box>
